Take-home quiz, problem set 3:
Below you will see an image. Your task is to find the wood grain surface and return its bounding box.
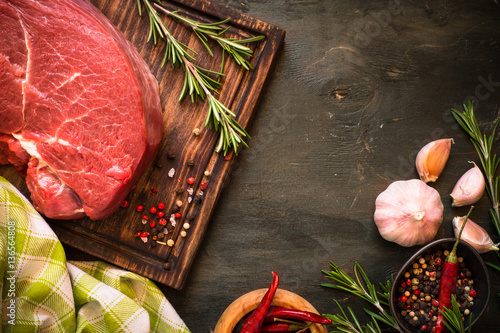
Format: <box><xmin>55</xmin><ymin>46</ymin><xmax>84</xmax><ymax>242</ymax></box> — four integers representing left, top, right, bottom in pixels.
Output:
<box><xmin>0</xmin><ymin>0</ymin><xmax>284</xmax><ymax>290</ymax></box>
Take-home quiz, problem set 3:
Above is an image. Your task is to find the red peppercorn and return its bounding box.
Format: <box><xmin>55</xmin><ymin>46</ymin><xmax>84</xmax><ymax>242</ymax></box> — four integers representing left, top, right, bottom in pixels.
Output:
<box><xmin>157</xmin><ymin>211</ymin><xmax>165</xmax><ymax>218</ymax></box>
<box><xmin>159</xmin><ymin>218</ymin><xmax>167</xmax><ymax>225</ymax></box>
<box><xmin>200</xmin><ymin>182</ymin><xmax>208</xmax><ymax>190</ymax></box>
<box><xmin>134</xmin><ymin>231</ymin><xmax>141</xmax><ymax>237</ymax></box>
<box><xmin>400</xmin><ymin>296</ymin><xmax>407</xmax><ymax>302</ymax></box>
<box><xmin>121</xmin><ymin>200</ymin><xmax>129</xmax><ymax>207</ymax></box>
<box><xmin>174</xmin><ymin>212</ymin><xmax>182</xmax><ymax>218</ymax></box>
<box><xmin>462</xmin><ymin>278</ymin><xmax>468</xmax><ymax>285</ymax></box>
<box><xmin>150</xmin><ymin>187</ymin><xmax>158</xmax><ymax>195</ymax></box>
<box><xmin>149</xmin><ymin>220</ymin><xmax>156</xmax><ymax>228</ymax></box>
<box><xmin>435</xmin><ymin>257</ymin><xmax>442</xmax><ymax>266</ymax></box>
<box><xmin>187</xmin><ymin>177</ymin><xmax>195</xmax><ymax>185</ymax></box>
<box><xmin>406</xmin><ymin>279</ymin><xmax>412</xmax><ymax>286</ymax></box>
<box><xmin>150</xmin><ymin>207</ymin><xmax>157</xmax><ymax>214</ymax></box>
<box><xmin>460</xmin><ymin>272</ymin><xmax>465</xmax><ymax>279</ymax></box>
<box><xmin>414</xmin><ymin>290</ymin><xmax>420</xmax><ymax>296</ymax></box>
<box><xmin>469</xmin><ymin>290</ymin><xmax>476</xmax><ymax>297</ymax></box>
<box><xmin>158</xmin><ymin>202</ymin><xmax>165</xmax><ymax>210</ymax></box>
<box><xmin>432</xmin><ymin>300</ymin><xmax>439</xmax><ymax>307</ymax></box>
<box><xmin>400</xmin><ymin>282</ymin><xmax>407</xmax><ymax>288</ymax></box>
<box><xmin>140</xmin><ymin>232</ymin><xmax>149</xmax><ymax>238</ymax></box>
<box><xmin>142</xmin><ymin>215</ymin><xmax>148</xmax><ymax>221</ymax></box>
<box><xmin>136</xmin><ymin>205</ymin><xmax>144</xmax><ymax>212</ymax></box>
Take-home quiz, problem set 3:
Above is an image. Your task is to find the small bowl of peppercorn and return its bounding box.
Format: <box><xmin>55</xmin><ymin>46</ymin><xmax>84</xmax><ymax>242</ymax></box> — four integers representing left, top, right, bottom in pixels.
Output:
<box><xmin>390</xmin><ymin>238</ymin><xmax>490</xmax><ymax>333</ymax></box>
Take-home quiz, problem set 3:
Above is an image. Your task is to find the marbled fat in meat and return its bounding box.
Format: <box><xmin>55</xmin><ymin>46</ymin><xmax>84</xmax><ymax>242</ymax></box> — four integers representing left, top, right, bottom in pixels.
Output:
<box><xmin>0</xmin><ymin>0</ymin><xmax>163</xmax><ymax>220</ymax></box>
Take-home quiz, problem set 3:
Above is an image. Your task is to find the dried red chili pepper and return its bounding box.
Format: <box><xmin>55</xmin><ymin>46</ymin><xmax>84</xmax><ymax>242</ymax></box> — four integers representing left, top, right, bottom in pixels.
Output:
<box><xmin>265</xmin><ymin>307</ymin><xmax>332</xmax><ymax>325</ymax></box>
<box><xmin>241</xmin><ymin>271</ymin><xmax>279</xmax><ymax>333</ymax></box>
<box><xmin>260</xmin><ymin>322</ymin><xmax>306</xmax><ymax>333</ymax></box>
<box><xmin>435</xmin><ymin>208</ymin><xmax>472</xmax><ymax>333</ymax></box>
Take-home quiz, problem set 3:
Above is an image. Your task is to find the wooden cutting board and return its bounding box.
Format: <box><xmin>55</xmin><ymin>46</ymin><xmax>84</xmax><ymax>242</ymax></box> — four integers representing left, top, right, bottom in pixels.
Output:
<box><xmin>0</xmin><ymin>0</ymin><xmax>284</xmax><ymax>289</ymax></box>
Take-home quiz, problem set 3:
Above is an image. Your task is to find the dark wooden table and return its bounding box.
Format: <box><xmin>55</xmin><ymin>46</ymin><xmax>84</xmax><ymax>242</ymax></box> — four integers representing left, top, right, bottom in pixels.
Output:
<box><xmin>50</xmin><ymin>0</ymin><xmax>500</xmax><ymax>331</ymax></box>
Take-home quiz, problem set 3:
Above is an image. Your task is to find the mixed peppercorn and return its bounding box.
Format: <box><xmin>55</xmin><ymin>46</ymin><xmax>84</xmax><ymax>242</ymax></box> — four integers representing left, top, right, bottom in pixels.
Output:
<box><xmin>120</xmin><ymin>168</ymin><xmax>210</xmax><ymax>253</ymax></box>
<box><xmin>395</xmin><ymin>249</ymin><xmax>476</xmax><ymax>332</ymax></box>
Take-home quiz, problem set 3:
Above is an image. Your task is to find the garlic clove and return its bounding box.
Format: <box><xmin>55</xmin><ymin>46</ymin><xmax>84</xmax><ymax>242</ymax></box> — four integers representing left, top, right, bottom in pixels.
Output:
<box><xmin>450</xmin><ymin>163</ymin><xmax>485</xmax><ymax>207</ymax></box>
<box><xmin>452</xmin><ymin>216</ymin><xmax>499</xmax><ymax>253</ymax></box>
<box><xmin>416</xmin><ymin>138</ymin><xmax>453</xmax><ymax>183</ymax></box>
<box><xmin>374</xmin><ymin>179</ymin><xmax>444</xmax><ymax>247</ymax></box>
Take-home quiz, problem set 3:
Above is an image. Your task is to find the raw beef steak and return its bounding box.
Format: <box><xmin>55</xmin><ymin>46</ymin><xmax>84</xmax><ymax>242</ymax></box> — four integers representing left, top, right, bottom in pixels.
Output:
<box><xmin>0</xmin><ymin>0</ymin><xmax>163</xmax><ymax>220</ymax></box>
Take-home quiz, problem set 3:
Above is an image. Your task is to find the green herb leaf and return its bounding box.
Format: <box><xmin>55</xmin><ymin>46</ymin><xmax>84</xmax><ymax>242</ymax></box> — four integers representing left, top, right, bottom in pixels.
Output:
<box><xmin>137</xmin><ymin>0</ymin><xmax>262</xmax><ymax>155</ymax></box>
<box><xmin>322</xmin><ymin>262</ymin><xmax>403</xmax><ymax>332</ymax></box>
<box><xmin>451</xmin><ymin>101</ymin><xmax>500</xmax><ymax>236</ymax></box>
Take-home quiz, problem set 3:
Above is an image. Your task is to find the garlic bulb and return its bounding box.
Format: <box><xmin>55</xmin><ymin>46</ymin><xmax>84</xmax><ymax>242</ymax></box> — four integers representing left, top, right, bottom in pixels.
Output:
<box><xmin>450</xmin><ymin>163</ymin><xmax>485</xmax><ymax>207</ymax></box>
<box><xmin>453</xmin><ymin>216</ymin><xmax>499</xmax><ymax>253</ymax></box>
<box><xmin>416</xmin><ymin>139</ymin><xmax>453</xmax><ymax>183</ymax></box>
<box><xmin>374</xmin><ymin>179</ymin><xmax>444</xmax><ymax>247</ymax></box>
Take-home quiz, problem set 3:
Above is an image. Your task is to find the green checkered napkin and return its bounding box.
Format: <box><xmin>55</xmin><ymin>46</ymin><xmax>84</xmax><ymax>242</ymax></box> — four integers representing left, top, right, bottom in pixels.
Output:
<box><xmin>0</xmin><ymin>177</ymin><xmax>191</xmax><ymax>333</ymax></box>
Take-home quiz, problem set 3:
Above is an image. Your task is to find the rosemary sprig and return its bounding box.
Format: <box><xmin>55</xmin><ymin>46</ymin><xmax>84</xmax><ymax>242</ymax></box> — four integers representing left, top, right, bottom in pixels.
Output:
<box><xmin>325</xmin><ymin>299</ymin><xmax>384</xmax><ymax>333</ymax></box>
<box><xmin>137</xmin><ymin>0</ymin><xmax>251</xmax><ymax>155</ymax></box>
<box><xmin>183</xmin><ymin>60</ymin><xmax>250</xmax><ymax>155</ymax></box>
<box><xmin>451</xmin><ymin>101</ymin><xmax>500</xmax><ymax>236</ymax></box>
<box><xmin>153</xmin><ymin>3</ymin><xmax>265</xmax><ymax>70</ymax></box>
<box><xmin>321</xmin><ymin>262</ymin><xmax>403</xmax><ymax>333</ymax></box>
<box><xmin>439</xmin><ymin>295</ymin><xmax>472</xmax><ymax>333</ymax></box>
<box><xmin>140</xmin><ymin>0</ymin><xmax>195</xmax><ymax>67</ymax></box>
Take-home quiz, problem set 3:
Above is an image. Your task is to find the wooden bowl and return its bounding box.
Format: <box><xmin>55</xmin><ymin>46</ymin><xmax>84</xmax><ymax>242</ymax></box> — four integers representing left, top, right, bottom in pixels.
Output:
<box><xmin>214</xmin><ymin>288</ymin><xmax>329</xmax><ymax>333</ymax></box>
